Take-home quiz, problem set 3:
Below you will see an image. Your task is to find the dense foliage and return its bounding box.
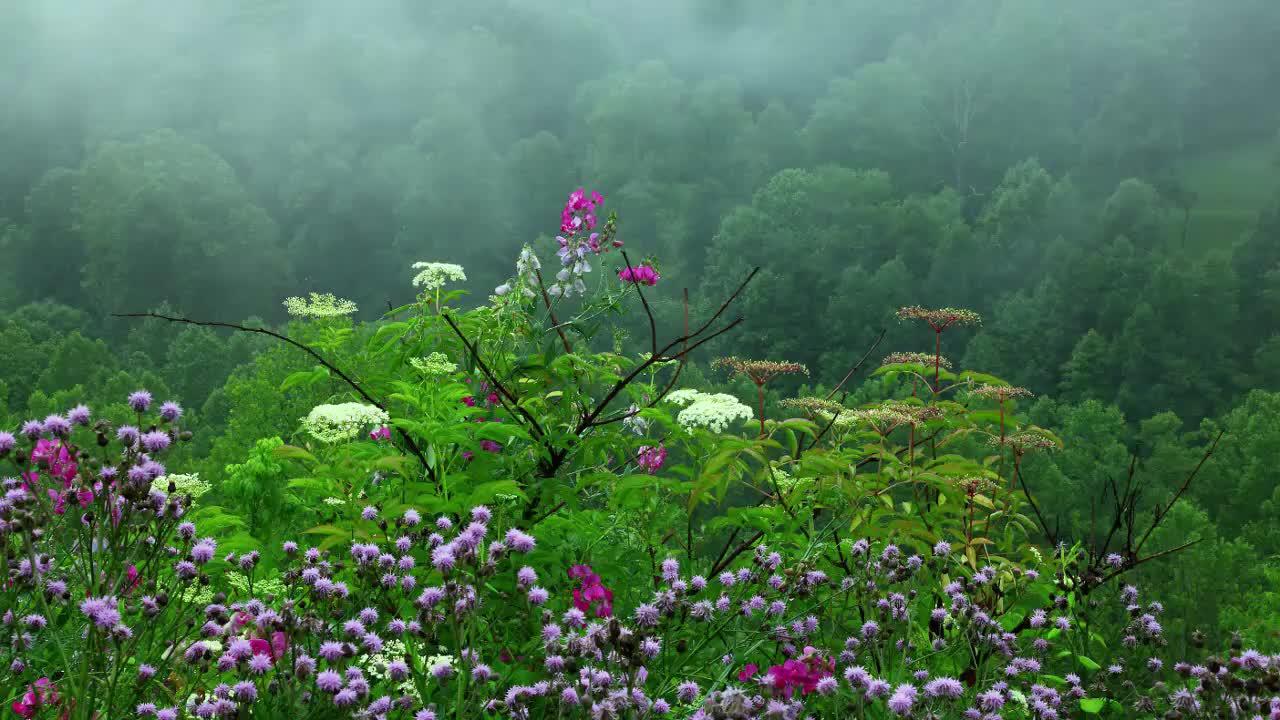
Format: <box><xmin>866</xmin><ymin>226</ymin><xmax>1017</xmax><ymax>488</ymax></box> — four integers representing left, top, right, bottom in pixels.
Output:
<box><xmin>3</xmin><ymin>190</ymin><xmax>1279</xmax><ymax>718</ymax></box>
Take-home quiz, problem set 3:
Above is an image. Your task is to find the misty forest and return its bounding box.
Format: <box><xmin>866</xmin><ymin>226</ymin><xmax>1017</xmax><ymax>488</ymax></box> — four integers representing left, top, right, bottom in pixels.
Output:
<box><xmin>3</xmin><ymin>1</ymin><xmax>1280</xmax><ymax>717</ymax></box>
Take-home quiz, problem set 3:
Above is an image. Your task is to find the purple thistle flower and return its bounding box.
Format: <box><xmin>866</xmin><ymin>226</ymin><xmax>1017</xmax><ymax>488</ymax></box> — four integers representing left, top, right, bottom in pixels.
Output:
<box><xmin>191</xmin><ymin>539</ymin><xmax>216</xmax><ymax>564</ymax></box>
<box><xmin>517</xmin><ymin>566</ymin><xmax>537</xmax><ymax>586</ymax></box>
<box><xmin>80</xmin><ymin>596</ymin><xmax>121</xmax><ymax>629</ymax></box>
<box><xmin>388</xmin><ymin>659</ymin><xmax>410</xmax><ymax>681</ymax></box>
<box><xmin>865</xmin><ymin>679</ymin><xmax>891</xmax><ymax>699</ymax></box>
<box><xmin>677</xmin><ymin>681</ymin><xmax>700</xmax><ymax>702</ymax></box>
<box><xmin>316</xmin><ymin>670</ymin><xmax>342</xmax><ymax>693</ymax></box>
<box><xmin>156</xmin><ymin>709</ymin><xmax>178</xmax><ymax>720</ymax></box>
<box><xmin>634</xmin><ymin>603</ymin><xmax>660</xmax><ymax>627</ymax></box>
<box><xmin>233</xmin><ymin>681</ymin><xmax>257</xmax><ymax>700</ymax></box>
<box><xmin>505</xmin><ymin>528</ymin><xmax>536</xmax><ymax>552</ymax></box>
<box><xmin>128</xmin><ymin>390</ymin><xmax>153</xmax><ymax>412</ymax></box>
<box><xmin>361</xmin><ymin>505</ymin><xmax>378</xmax><ymax>521</ymax></box>
<box><xmin>117</xmin><ymin>425</ymin><xmax>141</xmax><ymax>445</ymax></box>
<box><xmin>403</xmin><ymin>508</ymin><xmax>422</xmax><ymax>526</ymax></box>
<box><xmin>0</xmin><ymin>432</ymin><xmax>14</xmax><ymax>454</ymax></box>
<box><xmin>140</xmin><ymin>431</ymin><xmax>171</xmax><ymax>453</ymax></box>
<box><xmin>159</xmin><ymin>401</ymin><xmax>183</xmax><ymax>422</ymax></box>
<box><xmin>68</xmin><ymin>405</ymin><xmax>92</xmax><ymax>426</ymax></box>
<box><xmin>42</xmin><ymin>414</ymin><xmax>72</xmax><ymax>437</ymax></box>
<box><xmin>430</xmin><ymin>545</ymin><xmax>456</xmax><ymax>571</ymax></box>
<box><xmin>471</xmin><ymin>505</ymin><xmax>492</xmax><ymax>523</ymax></box>
<box><xmin>925</xmin><ymin>677</ymin><xmax>964</xmax><ymax>699</ymax></box>
<box><xmin>295</xmin><ymin>655</ymin><xmax>316</xmax><ymax>677</ymax></box>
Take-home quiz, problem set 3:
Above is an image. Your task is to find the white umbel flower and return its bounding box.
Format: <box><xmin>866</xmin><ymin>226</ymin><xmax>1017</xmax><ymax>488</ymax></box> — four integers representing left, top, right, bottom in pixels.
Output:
<box><xmin>411</xmin><ymin>262</ymin><xmax>467</xmax><ymax>291</ymax></box>
<box><xmin>409</xmin><ymin>352</ymin><xmax>458</xmax><ymax>377</ymax></box>
<box><xmin>152</xmin><ymin>473</ymin><xmax>211</xmax><ymax>499</ymax></box>
<box><xmin>282</xmin><ymin>292</ymin><xmax>358</xmax><ymax>318</ymax></box>
<box><xmin>664</xmin><ymin>390</ymin><xmax>753</xmax><ymax>433</ymax></box>
<box><xmin>301</xmin><ymin>402</ymin><xmax>390</xmax><ymax>443</ymax></box>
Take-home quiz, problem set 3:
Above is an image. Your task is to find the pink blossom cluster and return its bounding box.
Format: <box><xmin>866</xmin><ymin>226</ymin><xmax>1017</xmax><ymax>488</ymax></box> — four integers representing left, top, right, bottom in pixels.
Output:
<box><xmin>635</xmin><ymin>444</ymin><xmax>667</xmax><ymax>474</ymax></box>
<box><xmin>568</xmin><ymin>564</ymin><xmax>614</xmax><ymax>618</ymax></box>
<box><xmin>618</xmin><ymin>263</ymin><xmax>660</xmax><ymax>286</ymax></box>
<box><xmin>550</xmin><ymin>187</ymin><xmax>621</xmax><ymax>299</ymax></box>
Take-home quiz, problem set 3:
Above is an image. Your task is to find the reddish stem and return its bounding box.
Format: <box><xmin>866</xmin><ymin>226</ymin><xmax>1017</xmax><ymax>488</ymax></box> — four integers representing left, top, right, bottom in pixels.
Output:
<box><xmin>756</xmin><ymin>383</ymin><xmax>766</xmax><ymax>438</ymax></box>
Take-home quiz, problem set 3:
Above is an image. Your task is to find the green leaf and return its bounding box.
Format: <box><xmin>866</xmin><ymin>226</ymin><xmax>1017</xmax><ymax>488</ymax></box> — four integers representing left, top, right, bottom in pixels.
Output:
<box><xmin>274</xmin><ymin>445</ymin><xmax>318</xmax><ymax>464</ymax></box>
<box><xmin>1077</xmin><ymin>655</ymin><xmax>1102</xmax><ymax>671</ymax></box>
<box><xmin>1078</xmin><ymin>698</ymin><xmax>1106</xmax><ymax>713</ymax></box>
<box><xmin>279</xmin><ymin>366</ymin><xmax>329</xmax><ymax>392</ymax></box>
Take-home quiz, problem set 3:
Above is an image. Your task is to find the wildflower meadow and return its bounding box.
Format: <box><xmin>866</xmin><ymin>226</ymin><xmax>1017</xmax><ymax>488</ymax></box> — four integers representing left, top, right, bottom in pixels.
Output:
<box><xmin>2</xmin><ymin>187</ymin><xmax>1277</xmax><ymax>719</ymax></box>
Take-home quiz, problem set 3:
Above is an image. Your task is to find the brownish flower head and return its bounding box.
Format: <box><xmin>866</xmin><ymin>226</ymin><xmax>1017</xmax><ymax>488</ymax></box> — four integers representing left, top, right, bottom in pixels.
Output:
<box><xmin>779</xmin><ymin>396</ymin><xmax>846</xmax><ymax>416</ymax></box>
<box><xmin>896</xmin><ymin>306</ymin><xmax>983</xmax><ymax>331</ymax></box>
<box><xmin>970</xmin><ymin>384</ymin><xmax>1034</xmax><ymax>402</ymax></box>
<box><xmin>882</xmin><ymin>351</ymin><xmax>953</xmax><ymax>369</ymax></box>
<box><xmin>849</xmin><ymin>406</ymin><xmax>910</xmax><ymax>433</ymax></box>
<box><xmin>892</xmin><ymin>403</ymin><xmax>945</xmax><ymax>426</ymax></box>
<box><xmin>714</xmin><ymin>356</ymin><xmax>809</xmax><ymax>386</ymax></box>
<box><xmin>990</xmin><ymin>428</ymin><xmax>1058</xmax><ymax>453</ymax></box>
<box><xmin>953</xmin><ymin>475</ymin><xmax>996</xmax><ymax>498</ymax></box>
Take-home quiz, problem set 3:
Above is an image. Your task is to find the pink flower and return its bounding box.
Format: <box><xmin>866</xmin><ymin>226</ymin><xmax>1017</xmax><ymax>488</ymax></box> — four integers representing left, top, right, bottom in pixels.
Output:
<box><xmin>31</xmin><ymin>439</ymin><xmax>77</xmax><ymax>484</ymax></box>
<box><xmin>618</xmin><ymin>264</ymin><xmax>660</xmax><ymax>286</ymax></box>
<box><xmin>11</xmin><ymin>678</ymin><xmax>58</xmax><ymax>718</ymax></box>
<box><xmin>461</xmin><ymin>396</ymin><xmax>476</xmax><ymax>407</ymax></box>
<box><xmin>568</xmin><ymin>565</ymin><xmax>613</xmax><ymax>618</ymax></box>
<box><xmin>763</xmin><ymin>648</ymin><xmax>834</xmax><ymax>698</ymax></box>
<box><xmin>247</xmin><ymin>631</ymin><xmax>289</xmax><ymax>663</ymax></box>
<box><xmin>124</xmin><ymin>565</ymin><xmax>141</xmax><ymax>594</ymax></box>
<box><xmin>636</xmin><ymin>445</ymin><xmax>667</xmax><ymax>474</ymax></box>
<box><xmin>479</xmin><ymin>440</ymin><xmax>502</xmax><ymax>454</ymax></box>
<box><xmin>738</xmin><ymin>664</ymin><xmax>759</xmax><ymax>682</ymax></box>
<box><xmin>369</xmin><ymin>425</ymin><xmax>392</xmax><ymax>442</ymax></box>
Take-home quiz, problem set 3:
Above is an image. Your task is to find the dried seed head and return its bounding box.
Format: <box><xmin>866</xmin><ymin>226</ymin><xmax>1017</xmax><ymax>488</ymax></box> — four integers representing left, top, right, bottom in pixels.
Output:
<box><xmin>714</xmin><ymin>357</ymin><xmax>809</xmax><ymax>386</ymax></box>
<box><xmin>882</xmin><ymin>352</ymin><xmax>952</xmax><ymax>369</ymax></box>
<box><xmin>896</xmin><ymin>306</ymin><xmax>982</xmax><ymax>331</ymax></box>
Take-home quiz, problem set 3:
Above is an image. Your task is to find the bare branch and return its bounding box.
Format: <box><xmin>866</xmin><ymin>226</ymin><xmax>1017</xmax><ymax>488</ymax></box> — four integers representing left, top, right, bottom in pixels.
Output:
<box><xmin>440</xmin><ymin>311</ymin><xmax>548</xmax><ymax>441</ymax></box>
<box><xmin>111</xmin><ymin>311</ymin><xmax>435</xmax><ymax>479</ymax></box>
<box><xmin>621</xmin><ymin>250</ymin><xmax>658</xmax><ymax>356</ymax></box>
<box><xmin>1134</xmin><ymin>429</ymin><xmax>1224</xmax><ymax>555</ymax></box>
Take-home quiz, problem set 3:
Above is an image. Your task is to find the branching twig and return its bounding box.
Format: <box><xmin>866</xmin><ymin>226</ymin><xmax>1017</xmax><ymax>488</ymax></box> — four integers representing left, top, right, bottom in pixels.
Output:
<box><xmin>441</xmin><ymin>311</ymin><xmax>548</xmax><ymax>441</ymax></box>
<box><xmin>824</xmin><ymin>327</ymin><xmax>888</xmax><ymax>401</ymax></box>
<box><xmin>110</xmin><ymin>312</ymin><xmax>435</xmax><ymax>479</ymax></box>
<box><xmin>621</xmin><ymin>251</ymin><xmax>657</xmax><ymax>357</ymax></box>
<box><xmin>533</xmin><ymin>268</ymin><xmax>573</xmax><ymax>354</ymax></box>
<box><xmin>1134</xmin><ymin>429</ymin><xmax>1223</xmax><ymax>555</ymax></box>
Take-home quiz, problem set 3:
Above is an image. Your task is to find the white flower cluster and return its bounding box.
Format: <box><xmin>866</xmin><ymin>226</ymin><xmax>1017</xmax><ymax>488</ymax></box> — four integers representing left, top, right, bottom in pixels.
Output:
<box><xmin>282</xmin><ymin>292</ymin><xmax>358</xmax><ymax>318</ymax></box>
<box><xmin>494</xmin><ymin>246</ymin><xmax>541</xmax><ymax>300</ymax></box>
<box><xmin>664</xmin><ymin>390</ymin><xmax>753</xmax><ymax>433</ymax></box>
<box><xmin>426</xmin><ymin>653</ymin><xmax>455</xmax><ymax>674</ymax></box>
<box><xmin>301</xmin><ymin>402</ymin><xmax>390</xmax><ymax>443</ymax></box>
<box><xmin>225</xmin><ymin>573</ymin><xmax>285</xmax><ymax>597</ymax></box>
<box><xmin>322</xmin><ymin>497</ymin><xmax>347</xmax><ymax>507</ymax></box>
<box><xmin>152</xmin><ymin>473</ymin><xmax>211</xmax><ymax>499</ymax></box>
<box><xmin>366</xmin><ymin>639</ymin><xmax>419</xmax><ymax>698</ymax></box>
<box><xmin>411</xmin><ymin>262</ymin><xmax>467</xmax><ymax>291</ymax></box>
<box><xmin>409</xmin><ymin>352</ymin><xmax>458</xmax><ymax>377</ymax></box>
<box><xmin>621</xmin><ymin>403</ymin><xmax>648</xmax><ymax>436</ymax></box>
